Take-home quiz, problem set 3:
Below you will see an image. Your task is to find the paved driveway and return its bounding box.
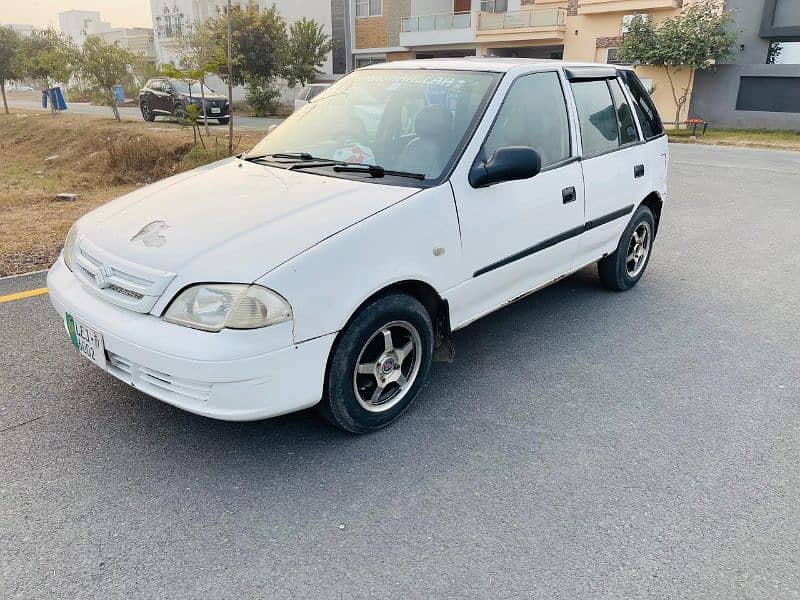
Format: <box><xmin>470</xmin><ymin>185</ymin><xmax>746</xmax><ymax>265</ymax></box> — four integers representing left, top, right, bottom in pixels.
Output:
<box><xmin>1</xmin><ymin>144</ymin><xmax>798</xmax><ymax>599</ymax></box>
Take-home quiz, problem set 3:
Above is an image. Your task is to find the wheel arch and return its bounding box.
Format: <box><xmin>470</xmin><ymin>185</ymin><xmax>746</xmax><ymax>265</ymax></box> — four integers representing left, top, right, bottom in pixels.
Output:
<box><xmin>640</xmin><ymin>191</ymin><xmax>663</xmax><ymax>237</ymax></box>
<box><xmin>332</xmin><ymin>279</ymin><xmax>454</xmax><ymax>365</ymax></box>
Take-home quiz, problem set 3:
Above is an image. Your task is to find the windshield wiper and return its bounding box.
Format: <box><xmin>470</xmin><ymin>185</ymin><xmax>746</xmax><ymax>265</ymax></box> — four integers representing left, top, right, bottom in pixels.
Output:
<box><xmin>332</xmin><ymin>164</ymin><xmax>426</xmax><ymax>180</ymax></box>
<box><xmin>243</xmin><ymin>152</ymin><xmax>320</xmax><ymax>162</ymax></box>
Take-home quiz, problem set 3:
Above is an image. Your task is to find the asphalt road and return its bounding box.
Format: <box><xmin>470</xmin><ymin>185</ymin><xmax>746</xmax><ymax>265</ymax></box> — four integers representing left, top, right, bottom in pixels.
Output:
<box><xmin>4</xmin><ymin>96</ymin><xmax>282</xmax><ymax>132</ymax></box>
<box><xmin>1</xmin><ymin>143</ymin><xmax>799</xmax><ymax>599</ymax></box>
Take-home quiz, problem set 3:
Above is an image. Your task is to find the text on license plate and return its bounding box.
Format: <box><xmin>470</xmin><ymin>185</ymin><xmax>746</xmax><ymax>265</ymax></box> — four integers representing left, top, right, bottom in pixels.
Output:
<box><xmin>211</xmin><ymin>107</ymin><xmax>221</xmax><ymax>114</ymax></box>
<box><xmin>65</xmin><ymin>313</ymin><xmax>107</xmax><ymax>368</ymax></box>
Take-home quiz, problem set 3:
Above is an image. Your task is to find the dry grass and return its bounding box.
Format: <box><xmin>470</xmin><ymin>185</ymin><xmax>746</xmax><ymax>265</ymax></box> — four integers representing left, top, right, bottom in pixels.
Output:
<box><xmin>0</xmin><ymin>111</ymin><xmax>262</xmax><ymax>276</ymax></box>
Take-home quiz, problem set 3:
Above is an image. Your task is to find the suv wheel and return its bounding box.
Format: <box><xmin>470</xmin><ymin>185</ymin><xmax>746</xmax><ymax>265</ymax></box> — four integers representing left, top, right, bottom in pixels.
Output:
<box><xmin>598</xmin><ymin>205</ymin><xmax>655</xmax><ymax>291</ymax></box>
<box><xmin>140</xmin><ymin>101</ymin><xmax>155</xmax><ymax>122</ymax></box>
<box><xmin>320</xmin><ymin>293</ymin><xmax>433</xmax><ymax>434</ymax></box>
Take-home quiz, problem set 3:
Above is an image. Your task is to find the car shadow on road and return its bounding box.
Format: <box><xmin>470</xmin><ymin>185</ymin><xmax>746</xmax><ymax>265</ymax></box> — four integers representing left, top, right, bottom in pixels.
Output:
<box><xmin>95</xmin><ymin>265</ymin><xmax>622</xmax><ymax>461</ymax></box>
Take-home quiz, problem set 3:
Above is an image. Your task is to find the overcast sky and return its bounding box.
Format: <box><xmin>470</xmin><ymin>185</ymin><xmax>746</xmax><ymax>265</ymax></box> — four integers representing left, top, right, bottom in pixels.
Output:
<box><xmin>2</xmin><ymin>1</ymin><xmax>152</xmax><ymax>29</ymax></box>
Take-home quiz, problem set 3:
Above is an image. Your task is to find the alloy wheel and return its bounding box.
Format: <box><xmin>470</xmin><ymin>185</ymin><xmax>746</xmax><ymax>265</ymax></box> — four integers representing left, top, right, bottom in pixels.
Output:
<box><xmin>352</xmin><ymin>320</ymin><xmax>422</xmax><ymax>413</ymax></box>
<box><xmin>626</xmin><ymin>221</ymin><xmax>651</xmax><ymax>277</ymax></box>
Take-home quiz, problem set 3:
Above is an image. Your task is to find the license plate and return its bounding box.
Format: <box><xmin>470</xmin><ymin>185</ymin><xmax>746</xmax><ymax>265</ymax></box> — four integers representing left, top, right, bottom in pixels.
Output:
<box><xmin>65</xmin><ymin>313</ymin><xmax>107</xmax><ymax>369</ymax></box>
<box><xmin>211</xmin><ymin>107</ymin><xmax>221</xmax><ymax>114</ymax></box>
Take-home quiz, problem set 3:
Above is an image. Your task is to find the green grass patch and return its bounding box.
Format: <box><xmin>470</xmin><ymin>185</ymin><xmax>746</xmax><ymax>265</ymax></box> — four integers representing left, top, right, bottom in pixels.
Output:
<box><xmin>667</xmin><ymin>127</ymin><xmax>800</xmax><ymax>150</ymax></box>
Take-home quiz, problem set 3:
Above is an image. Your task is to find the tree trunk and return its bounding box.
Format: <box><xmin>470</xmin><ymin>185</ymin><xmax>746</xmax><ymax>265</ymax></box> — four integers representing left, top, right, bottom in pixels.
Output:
<box><xmin>48</xmin><ymin>81</ymin><xmax>56</xmax><ymax>117</ymax></box>
<box><xmin>1</xmin><ymin>79</ymin><xmax>8</xmax><ymax>115</ymax></box>
<box><xmin>664</xmin><ymin>67</ymin><xmax>681</xmax><ymax>128</ymax></box>
<box><xmin>227</xmin><ymin>0</ymin><xmax>234</xmax><ymax>155</ymax></box>
<box><xmin>200</xmin><ymin>75</ymin><xmax>209</xmax><ymax>136</ymax></box>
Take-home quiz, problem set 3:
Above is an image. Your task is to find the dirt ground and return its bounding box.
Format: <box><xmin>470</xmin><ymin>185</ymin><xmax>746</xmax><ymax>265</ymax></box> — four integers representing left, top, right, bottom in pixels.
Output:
<box><xmin>0</xmin><ymin>111</ymin><xmax>262</xmax><ymax>276</ymax></box>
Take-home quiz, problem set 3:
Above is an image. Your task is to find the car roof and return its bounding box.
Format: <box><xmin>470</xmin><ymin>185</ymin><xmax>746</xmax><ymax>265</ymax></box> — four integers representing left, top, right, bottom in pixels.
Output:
<box><xmin>364</xmin><ymin>57</ymin><xmax>630</xmax><ymax>74</ymax></box>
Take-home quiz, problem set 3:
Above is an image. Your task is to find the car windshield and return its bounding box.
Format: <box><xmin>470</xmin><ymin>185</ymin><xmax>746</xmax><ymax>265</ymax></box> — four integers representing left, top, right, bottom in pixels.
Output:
<box><xmin>248</xmin><ymin>68</ymin><xmax>501</xmax><ymax>180</ymax></box>
<box><xmin>172</xmin><ymin>81</ymin><xmax>215</xmax><ymax>95</ymax></box>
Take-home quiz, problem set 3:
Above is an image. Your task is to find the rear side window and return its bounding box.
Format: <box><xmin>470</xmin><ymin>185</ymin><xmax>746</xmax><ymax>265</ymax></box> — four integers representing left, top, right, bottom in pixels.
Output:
<box><xmin>482</xmin><ymin>71</ymin><xmax>571</xmax><ymax>169</ymax></box>
<box><xmin>570</xmin><ymin>80</ymin><xmax>619</xmax><ymax>157</ymax></box>
<box><xmin>619</xmin><ymin>70</ymin><xmax>664</xmax><ymax>139</ymax></box>
<box><xmin>608</xmin><ymin>79</ymin><xmax>639</xmax><ymax>145</ymax></box>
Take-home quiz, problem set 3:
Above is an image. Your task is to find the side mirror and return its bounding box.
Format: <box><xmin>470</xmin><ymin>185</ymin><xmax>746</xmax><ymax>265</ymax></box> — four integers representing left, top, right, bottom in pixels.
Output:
<box><xmin>469</xmin><ymin>146</ymin><xmax>542</xmax><ymax>188</ymax></box>
<box><xmin>267</xmin><ymin>124</ymin><xmax>279</xmax><ymax>135</ymax></box>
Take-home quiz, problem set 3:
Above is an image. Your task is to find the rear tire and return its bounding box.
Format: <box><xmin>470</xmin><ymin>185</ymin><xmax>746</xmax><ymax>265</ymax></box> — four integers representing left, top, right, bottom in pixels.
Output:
<box><xmin>320</xmin><ymin>293</ymin><xmax>433</xmax><ymax>434</ymax></box>
<box><xmin>598</xmin><ymin>205</ymin><xmax>655</xmax><ymax>291</ymax></box>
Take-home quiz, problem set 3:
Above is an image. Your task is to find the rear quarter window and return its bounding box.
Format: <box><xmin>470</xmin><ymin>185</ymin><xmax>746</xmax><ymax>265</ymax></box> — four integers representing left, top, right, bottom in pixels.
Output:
<box><xmin>619</xmin><ymin>70</ymin><xmax>664</xmax><ymax>139</ymax></box>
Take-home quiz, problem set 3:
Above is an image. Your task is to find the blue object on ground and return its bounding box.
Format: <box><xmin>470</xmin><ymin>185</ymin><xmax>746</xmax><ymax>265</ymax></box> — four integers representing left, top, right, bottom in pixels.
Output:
<box><xmin>42</xmin><ymin>87</ymin><xmax>68</xmax><ymax>111</ymax></box>
<box><xmin>113</xmin><ymin>84</ymin><xmax>125</xmax><ymax>104</ymax></box>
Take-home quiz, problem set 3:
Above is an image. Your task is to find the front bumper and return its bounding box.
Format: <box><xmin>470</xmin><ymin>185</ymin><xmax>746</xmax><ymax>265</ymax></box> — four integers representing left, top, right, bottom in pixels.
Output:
<box><xmin>47</xmin><ymin>257</ymin><xmax>336</xmax><ymax>421</ymax></box>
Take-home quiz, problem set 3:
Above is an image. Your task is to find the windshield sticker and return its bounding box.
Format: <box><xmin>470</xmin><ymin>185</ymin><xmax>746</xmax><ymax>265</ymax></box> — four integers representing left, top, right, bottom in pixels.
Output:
<box><xmin>332</xmin><ymin>144</ymin><xmax>376</xmax><ymax>166</ymax></box>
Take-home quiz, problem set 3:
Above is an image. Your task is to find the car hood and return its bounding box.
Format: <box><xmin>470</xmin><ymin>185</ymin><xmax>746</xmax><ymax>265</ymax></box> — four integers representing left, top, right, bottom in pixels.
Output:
<box><xmin>78</xmin><ymin>159</ymin><xmax>417</xmax><ymax>282</ymax></box>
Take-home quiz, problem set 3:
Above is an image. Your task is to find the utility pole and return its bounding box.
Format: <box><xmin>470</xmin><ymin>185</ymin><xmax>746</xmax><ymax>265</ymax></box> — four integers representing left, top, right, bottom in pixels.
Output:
<box><xmin>227</xmin><ymin>0</ymin><xmax>233</xmax><ymax>154</ymax></box>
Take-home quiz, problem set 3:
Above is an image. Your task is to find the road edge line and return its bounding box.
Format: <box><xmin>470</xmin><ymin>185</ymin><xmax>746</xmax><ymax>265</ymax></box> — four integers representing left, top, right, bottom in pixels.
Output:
<box><xmin>0</xmin><ymin>269</ymin><xmax>48</xmax><ymax>281</ymax></box>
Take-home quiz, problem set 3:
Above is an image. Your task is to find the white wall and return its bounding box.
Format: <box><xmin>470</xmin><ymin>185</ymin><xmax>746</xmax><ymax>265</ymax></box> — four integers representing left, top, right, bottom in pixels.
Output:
<box><xmin>411</xmin><ymin>0</ymin><xmax>452</xmax><ymax>15</ymax></box>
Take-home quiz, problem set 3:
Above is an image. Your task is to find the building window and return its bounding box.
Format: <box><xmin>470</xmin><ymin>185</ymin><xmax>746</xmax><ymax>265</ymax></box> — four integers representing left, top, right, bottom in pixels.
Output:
<box><xmin>736</xmin><ymin>76</ymin><xmax>800</xmax><ymax>112</ymax></box>
<box><xmin>481</xmin><ymin>0</ymin><xmax>508</xmax><ymax>12</ymax></box>
<box><xmin>355</xmin><ymin>0</ymin><xmax>382</xmax><ymax>18</ymax></box>
<box><xmin>767</xmin><ymin>41</ymin><xmax>800</xmax><ymax>64</ymax></box>
<box><xmin>355</xmin><ymin>55</ymin><xmax>385</xmax><ymax>68</ymax></box>
<box><xmin>622</xmin><ymin>13</ymin><xmax>649</xmax><ymax>34</ymax></box>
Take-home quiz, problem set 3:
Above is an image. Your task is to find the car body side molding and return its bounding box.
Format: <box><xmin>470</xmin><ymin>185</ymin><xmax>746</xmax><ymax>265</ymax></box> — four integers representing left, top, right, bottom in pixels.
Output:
<box><xmin>473</xmin><ymin>204</ymin><xmax>635</xmax><ymax>277</ymax></box>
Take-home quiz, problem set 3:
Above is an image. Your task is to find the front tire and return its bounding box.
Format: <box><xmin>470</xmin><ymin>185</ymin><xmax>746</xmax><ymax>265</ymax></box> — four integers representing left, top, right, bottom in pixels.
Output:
<box><xmin>140</xmin><ymin>101</ymin><xmax>155</xmax><ymax>122</ymax></box>
<box><xmin>598</xmin><ymin>205</ymin><xmax>655</xmax><ymax>291</ymax></box>
<box><xmin>320</xmin><ymin>293</ymin><xmax>434</xmax><ymax>434</ymax></box>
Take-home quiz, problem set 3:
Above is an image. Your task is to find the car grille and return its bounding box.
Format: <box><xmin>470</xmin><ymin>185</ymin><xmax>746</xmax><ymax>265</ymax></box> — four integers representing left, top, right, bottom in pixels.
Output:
<box><xmin>73</xmin><ymin>238</ymin><xmax>176</xmax><ymax>313</ymax></box>
<box><xmin>107</xmin><ymin>352</ymin><xmax>213</xmax><ymax>405</ymax></box>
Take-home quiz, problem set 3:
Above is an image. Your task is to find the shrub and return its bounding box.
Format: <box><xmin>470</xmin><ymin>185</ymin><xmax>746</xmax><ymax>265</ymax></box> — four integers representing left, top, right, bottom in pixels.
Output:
<box><xmin>245</xmin><ymin>79</ymin><xmax>281</xmax><ymax>117</ymax></box>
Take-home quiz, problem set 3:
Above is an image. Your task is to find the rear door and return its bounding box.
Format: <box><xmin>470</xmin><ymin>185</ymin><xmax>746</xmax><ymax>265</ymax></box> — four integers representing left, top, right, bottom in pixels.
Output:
<box><xmin>568</xmin><ymin>72</ymin><xmax>648</xmax><ymax>266</ymax></box>
<box><xmin>448</xmin><ymin>70</ymin><xmax>585</xmax><ymax>326</ymax></box>
<box><xmin>619</xmin><ymin>69</ymin><xmax>668</xmax><ymax>197</ymax></box>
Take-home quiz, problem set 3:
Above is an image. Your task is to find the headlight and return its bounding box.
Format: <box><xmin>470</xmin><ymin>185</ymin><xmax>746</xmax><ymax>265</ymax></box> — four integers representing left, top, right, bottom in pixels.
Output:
<box><xmin>163</xmin><ymin>284</ymin><xmax>292</xmax><ymax>332</ymax></box>
<box><xmin>63</xmin><ymin>224</ymin><xmax>78</xmax><ymax>272</ymax></box>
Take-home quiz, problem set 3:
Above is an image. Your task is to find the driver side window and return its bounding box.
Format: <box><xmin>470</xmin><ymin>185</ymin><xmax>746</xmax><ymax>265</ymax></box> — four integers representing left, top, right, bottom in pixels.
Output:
<box><xmin>482</xmin><ymin>72</ymin><xmax>571</xmax><ymax>169</ymax></box>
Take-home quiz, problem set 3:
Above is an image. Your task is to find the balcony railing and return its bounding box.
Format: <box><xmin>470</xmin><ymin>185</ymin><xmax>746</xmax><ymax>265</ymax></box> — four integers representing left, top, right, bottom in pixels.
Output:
<box><xmin>477</xmin><ymin>8</ymin><xmax>566</xmax><ymax>31</ymax></box>
<box><xmin>401</xmin><ymin>12</ymin><xmax>472</xmax><ymax>33</ymax></box>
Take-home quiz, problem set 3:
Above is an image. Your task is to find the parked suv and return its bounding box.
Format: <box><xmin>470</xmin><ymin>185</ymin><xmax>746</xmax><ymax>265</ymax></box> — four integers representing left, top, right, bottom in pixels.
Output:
<box><xmin>50</xmin><ymin>59</ymin><xmax>667</xmax><ymax>433</ymax></box>
<box><xmin>139</xmin><ymin>78</ymin><xmax>230</xmax><ymax>124</ymax></box>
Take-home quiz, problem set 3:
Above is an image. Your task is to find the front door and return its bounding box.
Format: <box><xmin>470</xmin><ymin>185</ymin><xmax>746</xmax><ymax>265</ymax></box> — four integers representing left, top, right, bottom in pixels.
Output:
<box><xmin>448</xmin><ymin>71</ymin><xmax>585</xmax><ymax>327</ymax></box>
<box><xmin>454</xmin><ymin>0</ymin><xmax>470</xmax><ymax>12</ymax></box>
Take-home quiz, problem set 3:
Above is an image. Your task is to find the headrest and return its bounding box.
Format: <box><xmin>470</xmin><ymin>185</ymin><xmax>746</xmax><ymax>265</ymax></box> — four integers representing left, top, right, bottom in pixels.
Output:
<box><xmin>414</xmin><ymin>104</ymin><xmax>452</xmax><ymax>139</ymax></box>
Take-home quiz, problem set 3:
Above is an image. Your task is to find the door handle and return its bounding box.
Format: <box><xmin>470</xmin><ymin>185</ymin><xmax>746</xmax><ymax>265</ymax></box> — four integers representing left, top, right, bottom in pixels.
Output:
<box><xmin>562</xmin><ymin>186</ymin><xmax>576</xmax><ymax>204</ymax></box>
<box><xmin>634</xmin><ymin>164</ymin><xmax>645</xmax><ymax>178</ymax></box>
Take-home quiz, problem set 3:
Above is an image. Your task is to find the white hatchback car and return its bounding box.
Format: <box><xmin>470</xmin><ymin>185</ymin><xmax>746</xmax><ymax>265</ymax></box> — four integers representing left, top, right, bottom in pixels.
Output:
<box><xmin>49</xmin><ymin>59</ymin><xmax>668</xmax><ymax>433</ymax></box>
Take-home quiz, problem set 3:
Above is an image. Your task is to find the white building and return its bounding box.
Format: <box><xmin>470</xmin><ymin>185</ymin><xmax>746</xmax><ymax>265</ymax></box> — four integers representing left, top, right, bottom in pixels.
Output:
<box><xmin>58</xmin><ymin>10</ymin><xmax>112</xmax><ymax>47</ymax></box>
<box><xmin>99</xmin><ymin>28</ymin><xmax>157</xmax><ymax>59</ymax></box>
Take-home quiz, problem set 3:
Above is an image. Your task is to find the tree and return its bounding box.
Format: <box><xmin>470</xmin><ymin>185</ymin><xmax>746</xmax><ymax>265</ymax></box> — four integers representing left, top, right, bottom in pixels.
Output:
<box><xmin>77</xmin><ymin>36</ymin><xmax>136</xmax><ymax>121</ymax></box>
<box><xmin>0</xmin><ymin>27</ymin><xmax>22</xmax><ymax>114</ymax></box>
<box><xmin>177</xmin><ymin>21</ymin><xmax>224</xmax><ymax>134</ymax></box>
<box><xmin>617</xmin><ymin>0</ymin><xmax>737</xmax><ymax>126</ymax></box>
<box><xmin>0</xmin><ymin>26</ymin><xmax>23</xmax><ymax>115</ymax></box>
<box><xmin>210</xmin><ymin>5</ymin><xmax>287</xmax><ymax>87</ymax></box>
<box><xmin>284</xmin><ymin>18</ymin><xmax>333</xmax><ymax>88</ymax></box>
<box><xmin>16</xmin><ymin>28</ymin><xmax>78</xmax><ymax>115</ymax></box>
